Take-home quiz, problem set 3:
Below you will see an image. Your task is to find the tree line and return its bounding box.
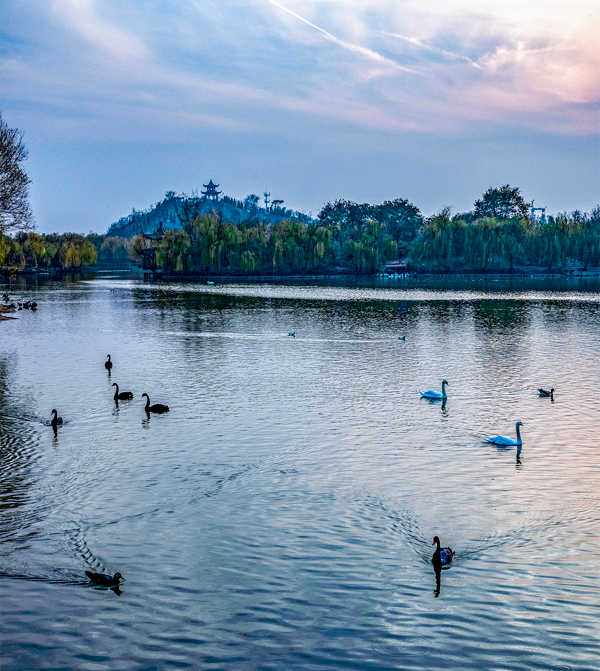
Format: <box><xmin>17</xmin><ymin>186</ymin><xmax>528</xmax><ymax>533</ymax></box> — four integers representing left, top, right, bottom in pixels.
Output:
<box><xmin>0</xmin><ymin>232</ymin><xmax>132</xmax><ymax>270</ymax></box>
<box><xmin>3</xmin><ymin>198</ymin><xmax>600</xmax><ymax>276</ymax></box>
<box><xmin>142</xmin><ymin>197</ymin><xmax>422</xmax><ymax>275</ymax></box>
<box><xmin>411</xmin><ymin>207</ymin><xmax>600</xmax><ymax>272</ymax></box>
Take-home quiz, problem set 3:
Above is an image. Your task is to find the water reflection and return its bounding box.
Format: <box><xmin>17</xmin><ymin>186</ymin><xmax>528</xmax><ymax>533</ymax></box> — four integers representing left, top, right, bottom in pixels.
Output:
<box><xmin>2</xmin><ymin>274</ymin><xmax>599</xmax><ymax>671</ymax></box>
<box><xmin>516</xmin><ymin>445</ymin><xmax>523</xmax><ymax>469</ymax></box>
<box><xmin>433</xmin><ymin>565</ymin><xmax>452</xmax><ymax>598</ymax></box>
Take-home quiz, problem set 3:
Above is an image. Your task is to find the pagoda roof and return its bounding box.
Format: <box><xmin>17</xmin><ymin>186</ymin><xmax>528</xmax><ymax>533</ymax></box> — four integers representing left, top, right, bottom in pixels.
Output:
<box><xmin>142</xmin><ymin>222</ymin><xmax>165</xmax><ymax>240</ymax></box>
<box><xmin>202</xmin><ymin>179</ymin><xmax>220</xmax><ymax>189</ymax></box>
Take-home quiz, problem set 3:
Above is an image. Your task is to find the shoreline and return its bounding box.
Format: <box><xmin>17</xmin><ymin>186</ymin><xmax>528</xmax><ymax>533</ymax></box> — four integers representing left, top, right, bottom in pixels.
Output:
<box><xmin>3</xmin><ymin>266</ymin><xmax>600</xmax><ymax>282</ymax></box>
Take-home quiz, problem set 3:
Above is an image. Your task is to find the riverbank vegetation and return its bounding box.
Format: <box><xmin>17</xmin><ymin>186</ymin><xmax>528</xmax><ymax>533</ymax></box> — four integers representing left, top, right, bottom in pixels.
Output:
<box><xmin>411</xmin><ymin>207</ymin><xmax>600</xmax><ymax>272</ymax></box>
<box><xmin>1</xmin><ymin>185</ymin><xmax>599</xmax><ymax>276</ymax></box>
<box><xmin>0</xmin><ymin>232</ymin><xmax>131</xmax><ymax>271</ymax></box>
<box><xmin>146</xmin><ymin>198</ymin><xmax>419</xmax><ymax>275</ymax></box>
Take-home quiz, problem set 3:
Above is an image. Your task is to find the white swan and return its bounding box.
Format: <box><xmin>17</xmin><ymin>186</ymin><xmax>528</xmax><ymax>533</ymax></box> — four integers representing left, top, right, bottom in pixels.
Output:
<box><xmin>419</xmin><ymin>380</ymin><xmax>448</xmax><ymax>399</ymax></box>
<box><xmin>485</xmin><ymin>421</ymin><xmax>524</xmax><ymax>446</ymax></box>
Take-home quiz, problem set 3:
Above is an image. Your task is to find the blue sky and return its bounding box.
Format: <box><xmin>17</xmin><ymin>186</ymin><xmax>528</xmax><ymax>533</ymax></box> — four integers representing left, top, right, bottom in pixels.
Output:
<box><xmin>1</xmin><ymin>0</ymin><xmax>598</xmax><ymax>233</ymax></box>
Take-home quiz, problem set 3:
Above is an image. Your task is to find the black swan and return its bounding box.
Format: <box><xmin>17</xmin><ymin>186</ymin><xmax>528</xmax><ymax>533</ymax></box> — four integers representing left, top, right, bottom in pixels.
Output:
<box><xmin>50</xmin><ymin>409</ymin><xmax>63</xmax><ymax>427</ymax></box>
<box><xmin>538</xmin><ymin>387</ymin><xmax>554</xmax><ymax>397</ymax></box>
<box><xmin>105</xmin><ymin>354</ymin><xmax>113</xmax><ymax>370</ymax></box>
<box><xmin>85</xmin><ymin>571</ymin><xmax>123</xmax><ymax>586</ymax></box>
<box><xmin>112</xmin><ymin>383</ymin><xmax>133</xmax><ymax>400</ymax></box>
<box><xmin>142</xmin><ymin>393</ymin><xmax>169</xmax><ymax>414</ymax></box>
<box><xmin>432</xmin><ymin>536</ymin><xmax>455</xmax><ymax>567</ymax></box>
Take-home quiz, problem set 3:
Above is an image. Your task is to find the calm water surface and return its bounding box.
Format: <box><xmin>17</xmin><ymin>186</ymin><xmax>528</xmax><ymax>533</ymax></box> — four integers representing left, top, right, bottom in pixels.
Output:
<box><xmin>1</xmin><ymin>274</ymin><xmax>599</xmax><ymax>670</ymax></box>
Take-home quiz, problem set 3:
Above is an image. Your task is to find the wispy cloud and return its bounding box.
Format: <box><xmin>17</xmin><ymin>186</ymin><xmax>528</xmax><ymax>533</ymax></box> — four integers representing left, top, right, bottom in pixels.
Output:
<box><xmin>3</xmin><ymin>0</ymin><xmax>598</xmax><ymax>139</ymax></box>
<box><xmin>382</xmin><ymin>31</ymin><xmax>481</xmax><ymax>68</ymax></box>
<box><xmin>51</xmin><ymin>0</ymin><xmax>149</xmax><ymax>62</ymax></box>
<box><xmin>266</xmin><ymin>0</ymin><xmax>420</xmax><ymax>74</ymax></box>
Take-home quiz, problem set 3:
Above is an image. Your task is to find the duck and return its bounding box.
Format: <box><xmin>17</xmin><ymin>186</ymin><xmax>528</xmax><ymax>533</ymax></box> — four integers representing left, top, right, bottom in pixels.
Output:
<box><xmin>104</xmin><ymin>354</ymin><xmax>113</xmax><ymax>371</ymax></box>
<box><xmin>112</xmin><ymin>383</ymin><xmax>133</xmax><ymax>401</ymax></box>
<box><xmin>485</xmin><ymin>421</ymin><xmax>523</xmax><ymax>446</ymax></box>
<box><xmin>538</xmin><ymin>387</ymin><xmax>554</xmax><ymax>397</ymax></box>
<box><xmin>398</xmin><ymin>336</ymin><xmax>406</xmax><ymax>341</ymax></box>
<box><xmin>419</xmin><ymin>380</ymin><xmax>448</xmax><ymax>400</ymax></box>
<box><xmin>50</xmin><ymin>409</ymin><xmax>63</xmax><ymax>427</ymax></box>
<box><xmin>142</xmin><ymin>393</ymin><xmax>169</xmax><ymax>414</ymax></box>
<box><xmin>85</xmin><ymin>571</ymin><xmax>123</xmax><ymax>587</ymax></box>
<box><xmin>432</xmin><ymin>536</ymin><xmax>455</xmax><ymax>567</ymax></box>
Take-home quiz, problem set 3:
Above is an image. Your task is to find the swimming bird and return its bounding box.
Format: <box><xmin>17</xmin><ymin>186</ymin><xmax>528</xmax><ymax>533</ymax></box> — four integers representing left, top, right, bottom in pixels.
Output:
<box><xmin>398</xmin><ymin>336</ymin><xmax>406</xmax><ymax>341</ymax></box>
<box><xmin>538</xmin><ymin>387</ymin><xmax>554</xmax><ymax>397</ymax></box>
<box><xmin>50</xmin><ymin>409</ymin><xmax>63</xmax><ymax>427</ymax></box>
<box><xmin>105</xmin><ymin>354</ymin><xmax>113</xmax><ymax>371</ymax></box>
<box><xmin>432</xmin><ymin>536</ymin><xmax>455</xmax><ymax>567</ymax></box>
<box><xmin>289</xmin><ymin>332</ymin><xmax>296</xmax><ymax>337</ymax></box>
<box><xmin>112</xmin><ymin>383</ymin><xmax>133</xmax><ymax>400</ymax></box>
<box><xmin>85</xmin><ymin>571</ymin><xmax>123</xmax><ymax>587</ymax></box>
<box><xmin>485</xmin><ymin>421</ymin><xmax>524</xmax><ymax>446</ymax></box>
<box><xmin>142</xmin><ymin>393</ymin><xmax>169</xmax><ymax>414</ymax></box>
<box><xmin>419</xmin><ymin>380</ymin><xmax>448</xmax><ymax>399</ymax></box>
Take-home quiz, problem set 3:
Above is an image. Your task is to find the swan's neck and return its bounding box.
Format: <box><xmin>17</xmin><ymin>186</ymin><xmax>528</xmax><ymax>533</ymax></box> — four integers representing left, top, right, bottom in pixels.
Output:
<box><xmin>441</xmin><ymin>381</ymin><xmax>447</xmax><ymax>398</ymax></box>
<box><xmin>144</xmin><ymin>396</ymin><xmax>150</xmax><ymax>409</ymax></box>
<box><xmin>516</xmin><ymin>423</ymin><xmax>522</xmax><ymax>444</ymax></box>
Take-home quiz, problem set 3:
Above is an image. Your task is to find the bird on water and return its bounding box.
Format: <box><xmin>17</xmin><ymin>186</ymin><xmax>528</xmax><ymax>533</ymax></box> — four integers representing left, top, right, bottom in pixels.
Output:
<box><xmin>50</xmin><ymin>409</ymin><xmax>63</xmax><ymax>427</ymax></box>
<box><xmin>538</xmin><ymin>387</ymin><xmax>554</xmax><ymax>397</ymax></box>
<box><xmin>485</xmin><ymin>421</ymin><xmax>523</xmax><ymax>446</ymax></box>
<box><xmin>432</xmin><ymin>536</ymin><xmax>455</xmax><ymax>567</ymax></box>
<box><xmin>112</xmin><ymin>383</ymin><xmax>133</xmax><ymax>401</ymax></box>
<box><xmin>142</xmin><ymin>393</ymin><xmax>169</xmax><ymax>414</ymax></box>
<box><xmin>85</xmin><ymin>571</ymin><xmax>123</xmax><ymax>587</ymax></box>
<box><xmin>105</xmin><ymin>354</ymin><xmax>113</xmax><ymax>371</ymax></box>
<box><xmin>419</xmin><ymin>380</ymin><xmax>448</xmax><ymax>400</ymax></box>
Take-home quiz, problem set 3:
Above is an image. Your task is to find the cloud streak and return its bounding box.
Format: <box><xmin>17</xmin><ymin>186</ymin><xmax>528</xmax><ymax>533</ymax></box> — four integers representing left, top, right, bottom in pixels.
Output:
<box><xmin>266</xmin><ymin>0</ymin><xmax>419</xmax><ymax>74</ymax></box>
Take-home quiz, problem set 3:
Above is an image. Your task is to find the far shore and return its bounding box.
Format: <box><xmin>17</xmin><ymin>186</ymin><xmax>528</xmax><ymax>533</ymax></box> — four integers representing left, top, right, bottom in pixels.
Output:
<box><xmin>2</xmin><ymin>265</ymin><xmax>600</xmax><ymax>282</ymax></box>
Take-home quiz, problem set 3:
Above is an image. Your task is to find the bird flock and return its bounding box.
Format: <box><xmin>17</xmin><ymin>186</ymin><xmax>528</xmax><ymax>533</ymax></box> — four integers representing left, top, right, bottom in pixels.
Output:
<box><xmin>49</xmin><ymin>354</ymin><xmax>170</xmax><ymax>589</ymax></box>
<box><xmin>2</xmin><ymin>292</ymin><xmax>37</xmax><ymax>311</ymax></box>
<box><xmin>49</xmin><ymin>336</ymin><xmax>553</xmax><ymax>590</ymax></box>
<box><xmin>417</xmin><ymin>375</ymin><xmax>554</xmax><ymax>570</ymax></box>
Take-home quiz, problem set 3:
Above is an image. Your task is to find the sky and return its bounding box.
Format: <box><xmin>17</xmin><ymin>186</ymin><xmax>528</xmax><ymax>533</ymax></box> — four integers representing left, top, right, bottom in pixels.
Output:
<box><xmin>1</xmin><ymin>0</ymin><xmax>599</xmax><ymax>234</ymax></box>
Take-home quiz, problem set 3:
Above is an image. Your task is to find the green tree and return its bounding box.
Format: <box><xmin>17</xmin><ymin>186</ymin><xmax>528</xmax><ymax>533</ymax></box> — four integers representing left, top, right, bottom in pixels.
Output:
<box><xmin>474</xmin><ymin>185</ymin><xmax>529</xmax><ymax>220</ymax></box>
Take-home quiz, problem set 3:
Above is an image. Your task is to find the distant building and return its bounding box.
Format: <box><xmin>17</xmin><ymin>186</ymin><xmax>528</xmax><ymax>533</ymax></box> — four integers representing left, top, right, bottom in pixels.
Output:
<box><xmin>201</xmin><ymin>180</ymin><xmax>222</xmax><ymax>201</ymax></box>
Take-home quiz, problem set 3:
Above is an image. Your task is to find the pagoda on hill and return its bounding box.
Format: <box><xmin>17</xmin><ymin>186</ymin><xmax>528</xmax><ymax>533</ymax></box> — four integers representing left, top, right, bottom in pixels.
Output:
<box><xmin>201</xmin><ymin>179</ymin><xmax>222</xmax><ymax>201</ymax></box>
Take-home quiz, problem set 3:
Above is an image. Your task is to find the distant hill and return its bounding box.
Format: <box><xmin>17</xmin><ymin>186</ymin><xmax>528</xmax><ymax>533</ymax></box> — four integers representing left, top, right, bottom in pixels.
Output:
<box><xmin>106</xmin><ymin>191</ymin><xmax>312</xmax><ymax>238</ymax></box>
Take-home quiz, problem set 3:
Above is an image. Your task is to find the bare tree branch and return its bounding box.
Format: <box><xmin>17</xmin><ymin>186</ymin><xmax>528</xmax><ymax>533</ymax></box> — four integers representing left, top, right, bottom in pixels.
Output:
<box><xmin>0</xmin><ymin>112</ymin><xmax>35</xmax><ymax>234</ymax></box>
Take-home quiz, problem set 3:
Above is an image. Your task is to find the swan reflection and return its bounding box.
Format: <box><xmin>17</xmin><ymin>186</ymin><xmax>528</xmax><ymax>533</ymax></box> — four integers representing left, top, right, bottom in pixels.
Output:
<box><xmin>433</xmin><ymin>565</ymin><xmax>452</xmax><ymax>597</ymax></box>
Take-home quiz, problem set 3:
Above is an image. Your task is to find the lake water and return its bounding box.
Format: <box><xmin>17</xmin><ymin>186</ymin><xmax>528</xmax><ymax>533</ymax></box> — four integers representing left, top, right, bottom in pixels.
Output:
<box><xmin>1</xmin><ymin>273</ymin><xmax>599</xmax><ymax>671</ymax></box>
